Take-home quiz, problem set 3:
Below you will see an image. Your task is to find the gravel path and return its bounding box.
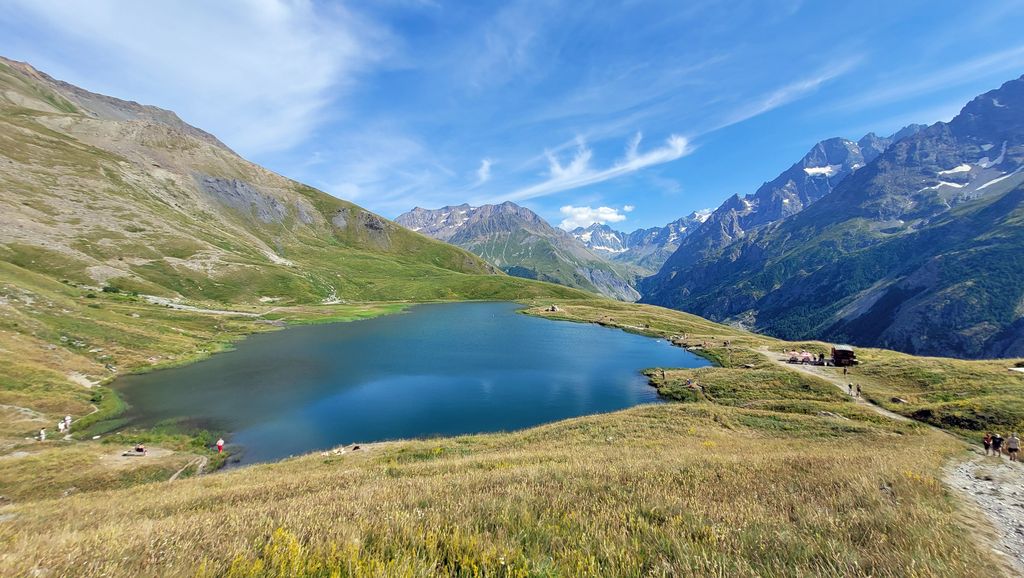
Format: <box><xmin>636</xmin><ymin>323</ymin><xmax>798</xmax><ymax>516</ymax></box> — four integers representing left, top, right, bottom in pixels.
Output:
<box><xmin>946</xmin><ymin>456</ymin><xmax>1024</xmax><ymax>575</ymax></box>
<box><xmin>756</xmin><ymin>346</ymin><xmax>1022</xmax><ymax>574</ymax></box>
<box><xmin>753</xmin><ymin>347</ymin><xmax>910</xmax><ymax>421</ymax></box>
<box><xmin>143</xmin><ymin>295</ymin><xmax>260</xmax><ymax>317</ymax></box>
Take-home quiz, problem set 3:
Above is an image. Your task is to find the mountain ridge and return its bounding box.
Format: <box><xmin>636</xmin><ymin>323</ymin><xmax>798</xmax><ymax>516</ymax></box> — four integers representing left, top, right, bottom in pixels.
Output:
<box><xmin>641</xmin><ymin>74</ymin><xmax>1024</xmax><ymax>358</ymax></box>
<box><xmin>396</xmin><ymin>202</ymin><xmax>640</xmax><ymax>300</ymax></box>
<box><xmin>570</xmin><ymin>210</ymin><xmax>712</xmax><ymax>273</ymax></box>
<box><xmin>0</xmin><ymin>56</ymin><xmax>589</xmax><ymax>307</ymax></box>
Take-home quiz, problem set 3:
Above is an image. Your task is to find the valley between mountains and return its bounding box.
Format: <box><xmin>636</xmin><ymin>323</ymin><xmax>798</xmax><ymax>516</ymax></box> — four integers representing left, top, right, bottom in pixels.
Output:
<box><xmin>398</xmin><ymin>76</ymin><xmax>1024</xmax><ymax>361</ymax></box>
<box><xmin>1</xmin><ymin>56</ymin><xmax>1023</xmax><ymax>577</ymax></box>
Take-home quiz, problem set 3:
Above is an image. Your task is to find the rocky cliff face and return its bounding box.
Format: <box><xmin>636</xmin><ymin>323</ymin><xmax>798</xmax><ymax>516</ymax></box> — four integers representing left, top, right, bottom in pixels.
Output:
<box><xmin>640</xmin><ymin>75</ymin><xmax>1024</xmax><ymax>359</ymax></box>
<box><xmin>396</xmin><ymin>202</ymin><xmax>640</xmax><ymax>300</ymax></box>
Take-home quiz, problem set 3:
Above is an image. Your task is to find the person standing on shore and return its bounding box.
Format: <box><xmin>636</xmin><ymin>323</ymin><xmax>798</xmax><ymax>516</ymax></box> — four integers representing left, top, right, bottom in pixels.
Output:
<box><xmin>216</xmin><ymin>438</ymin><xmax>225</xmax><ymax>454</ymax></box>
<box><xmin>1008</xmin><ymin>433</ymin><xmax>1020</xmax><ymax>462</ymax></box>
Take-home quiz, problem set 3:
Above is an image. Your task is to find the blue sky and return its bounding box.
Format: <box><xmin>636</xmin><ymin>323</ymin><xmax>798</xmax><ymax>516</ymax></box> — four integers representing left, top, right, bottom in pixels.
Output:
<box><xmin>3</xmin><ymin>0</ymin><xmax>1024</xmax><ymax>230</ymax></box>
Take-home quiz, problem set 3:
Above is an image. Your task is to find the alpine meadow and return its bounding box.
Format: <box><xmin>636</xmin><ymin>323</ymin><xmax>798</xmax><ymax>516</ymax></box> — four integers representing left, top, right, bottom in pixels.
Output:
<box><xmin>2</xmin><ymin>3</ymin><xmax>1024</xmax><ymax>577</ymax></box>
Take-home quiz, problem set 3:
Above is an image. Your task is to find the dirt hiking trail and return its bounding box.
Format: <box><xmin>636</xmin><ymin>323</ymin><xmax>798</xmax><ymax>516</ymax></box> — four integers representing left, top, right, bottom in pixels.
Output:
<box><xmin>755</xmin><ymin>346</ymin><xmax>1023</xmax><ymax>575</ymax></box>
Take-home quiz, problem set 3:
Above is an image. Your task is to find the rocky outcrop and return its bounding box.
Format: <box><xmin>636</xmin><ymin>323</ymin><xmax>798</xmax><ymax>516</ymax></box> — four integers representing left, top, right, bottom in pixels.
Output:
<box><xmin>197</xmin><ymin>176</ymin><xmax>287</xmax><ymax>224</ymax></box>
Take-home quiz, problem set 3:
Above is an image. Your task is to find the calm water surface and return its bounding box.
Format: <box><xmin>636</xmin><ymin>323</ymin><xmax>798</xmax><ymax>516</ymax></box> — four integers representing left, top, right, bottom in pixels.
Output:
<box><xmin>116</xmin><ymin>302</ymin><xmax>709</xmax><ymax>463</ymax></box>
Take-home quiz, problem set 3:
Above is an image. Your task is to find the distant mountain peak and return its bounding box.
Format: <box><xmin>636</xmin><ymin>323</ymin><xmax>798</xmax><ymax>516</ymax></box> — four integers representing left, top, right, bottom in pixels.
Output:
<box><xmin>396</xmin><ymin>202</ymin><xmax>639</xmax><ymax>301</ymax></box>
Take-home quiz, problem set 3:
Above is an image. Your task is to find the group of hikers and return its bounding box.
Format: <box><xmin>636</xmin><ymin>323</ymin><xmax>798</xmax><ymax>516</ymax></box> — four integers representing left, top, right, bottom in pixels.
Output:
<box><xmin>846</xmin><ymin>383</ymin><xmax>862</xmax><ymax>397</ymax></box>
<box><xmin>38</xmin><ymin>415</ymin><xmax>73</xmax><ymax>441</ymax></box>
<box><xmin>983</xmin><ymin>432</ymin><xmax>1021</xmax><ymax>461</ymax></box>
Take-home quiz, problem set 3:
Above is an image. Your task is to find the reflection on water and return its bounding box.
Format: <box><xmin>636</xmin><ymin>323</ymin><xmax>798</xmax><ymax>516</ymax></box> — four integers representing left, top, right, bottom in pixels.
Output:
<box><xmin>115</xmin><ymin>302</ymin><xmax>709</xmax><ymax>463</ymax></box>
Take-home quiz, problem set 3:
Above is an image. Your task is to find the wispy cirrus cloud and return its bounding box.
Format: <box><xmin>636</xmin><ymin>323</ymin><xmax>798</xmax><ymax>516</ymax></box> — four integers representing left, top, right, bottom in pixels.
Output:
<box><xmin>558</xmin><ymin>205</ymin><xmax>632</xmax><ymax>230</ymax></box>
<box><xmin>490</xmin><ymin>132</ymin><xmax>692</xmax><ymax>203</ymax></box>
<box><xmin>709</xmin><ymin>57</ymin><xmax>861</xmax><ymax>132</ymax></box>
<box><xmin>827</xmin><ymin>45</ymin><xmax>1024</xmax><ymax>112</ymax></box>
<box><xmin>1</xmin><ymin>0</ymin><xmax>391</xmax><ymax>155</ymax></box>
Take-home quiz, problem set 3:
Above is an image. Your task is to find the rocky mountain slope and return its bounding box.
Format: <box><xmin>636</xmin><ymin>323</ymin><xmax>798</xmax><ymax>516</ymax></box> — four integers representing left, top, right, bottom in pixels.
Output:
<box><xmin>0</xmin><ymin>57</ymin><xmax>587</xmax><ymax>306</ymax></box>
<box><xmin>396</xmin><ymin>203</ymin><xmax>640</xmax><ymax>300</ymax></box>
<box><xmin>652</xmin><ymin>128</ymin><xmax>923</xmax><ymax>275</ymax></box>
<box><xmin>641</xmin><ymin>75</ymin><xmax>1024</xmax><ymax>358</ymax></box>
<box><xmin>571</xmin><ymin>210</ymin><xmax>712</xmax><ymax>273</ymax></box>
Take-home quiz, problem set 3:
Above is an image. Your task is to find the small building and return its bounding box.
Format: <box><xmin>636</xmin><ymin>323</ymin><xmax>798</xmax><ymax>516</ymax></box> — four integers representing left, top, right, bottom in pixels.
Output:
<box><xmin>831</xmin><ymin>345</ymin><xmax>858</xmax><ymax>367</ymax></box>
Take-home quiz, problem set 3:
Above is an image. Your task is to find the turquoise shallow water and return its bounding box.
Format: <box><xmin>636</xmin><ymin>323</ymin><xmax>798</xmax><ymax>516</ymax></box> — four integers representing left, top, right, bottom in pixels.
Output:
<box><xmin>115</xmin><ymin>302</ymin><xmax>709</xmax><ymax>463</ymax></box>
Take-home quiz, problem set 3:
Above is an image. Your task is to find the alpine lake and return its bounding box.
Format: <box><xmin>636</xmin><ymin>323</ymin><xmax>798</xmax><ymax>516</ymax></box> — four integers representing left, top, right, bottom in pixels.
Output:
<box><xmin>115</xmin><ymin>302</ymin><xmax>710</xmax><ymax>464</ymax></box>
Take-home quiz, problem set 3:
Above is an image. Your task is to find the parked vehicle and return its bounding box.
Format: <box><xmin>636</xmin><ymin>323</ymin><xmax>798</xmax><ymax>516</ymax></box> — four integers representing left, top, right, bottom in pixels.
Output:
<box><xmin>831</xmin><ymin>345</ymin><xmax>858</xmax><ymax>367</ymax></box>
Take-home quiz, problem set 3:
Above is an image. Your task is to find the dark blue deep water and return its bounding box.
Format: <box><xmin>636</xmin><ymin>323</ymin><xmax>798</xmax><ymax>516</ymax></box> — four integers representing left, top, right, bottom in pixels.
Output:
<box><xmin>115</xmin><ymin>302</ymin><xmax>709</xmax><ymax>463</ymax></box>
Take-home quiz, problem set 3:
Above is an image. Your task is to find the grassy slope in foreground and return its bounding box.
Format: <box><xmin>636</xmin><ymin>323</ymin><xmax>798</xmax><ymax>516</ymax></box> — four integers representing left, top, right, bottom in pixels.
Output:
<box><xmin>0</xmin><ymin>404</ymin><xmax>999</xmax><ymax>577</ymax></box>
<box><xmin>0</xmin><ymin>297</ymin><xmax>1021</xmax><ymax>575</ymax></box>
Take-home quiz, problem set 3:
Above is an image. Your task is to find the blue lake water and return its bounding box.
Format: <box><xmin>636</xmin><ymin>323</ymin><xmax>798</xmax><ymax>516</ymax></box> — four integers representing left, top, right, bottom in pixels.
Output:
<box><xmin>115</xmin><ymin>302</ymin><xmax>709</xmax><ymax>463</ymax></box>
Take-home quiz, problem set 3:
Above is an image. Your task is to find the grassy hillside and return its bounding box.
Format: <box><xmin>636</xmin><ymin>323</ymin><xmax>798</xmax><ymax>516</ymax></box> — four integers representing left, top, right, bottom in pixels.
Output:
<box><xmin>0</xmin><ymin>403</ymin><xmax>999</xmax><ymax>577</ymax></box>
<box><xmin>0</xmin><ymin>296</ymin><xmax>1021</xmax><ymax>575</ymax></box>
<box><xmin>0</xmin><ymin>57</ymin><xmax>596</xmax><ymax>308</ymax></box>
<box><xmin>531</xmin><ymin>300</ymin><xmax>1024</xmax><ymax>438</ymax></box>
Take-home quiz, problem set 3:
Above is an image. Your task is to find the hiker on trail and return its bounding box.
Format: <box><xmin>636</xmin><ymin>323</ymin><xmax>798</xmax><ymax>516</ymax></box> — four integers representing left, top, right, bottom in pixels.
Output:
<box><xmin>39</xmin><ymin>428</ymin><xmax>46</xmax><ymax>441</ymax></box>
<box><xmin>843</xmin><ymin>367</ymin><xmax>848</xmax><ymax>376</ymax></box>
<box><xmin>64</xmin><ymin>415</ymin><xmax>72</xmax><ymax>432</ymax></box>
<box><xmin>1008</xmin><ymin>433</ymin><xmax>1020</xmax><ymax>462</ymax></box>
<box><xmin>983</xmin><ymin>433</ymin><xmax>993</xmax><ymax>455</ymax></box>
<box><xmin>992</xmin><ymin>434</ymin><xmax>1004</xmax><ymax>457</ymax></box>
<box><xmin>856</xmin><ymin>384</ymin><xmax>862</xmax><ymax>397</ymax></box>
<box><xmin>848</xmin><ymin>383</ymin><xmax>853</xmax><ymax>395</ymax></box>
<box><xmin>216</xmin><ymin>438</ymin><xmax>225</xmax><ymax>453</ymax></box>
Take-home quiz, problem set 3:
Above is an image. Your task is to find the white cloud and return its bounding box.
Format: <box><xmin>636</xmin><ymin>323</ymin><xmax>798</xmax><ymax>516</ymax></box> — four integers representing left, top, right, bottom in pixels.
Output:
<box><xmin>623</xmin><ymin>204</ymin><xmax>635</xmax><ymax>212</ymax></box>
<box><xmin>496</xmin><ymin>132</ymin><xmax>691</xmax><ymax>203</ymax></box>
<box><xmin>3</xmin><ymin>0</ymin><xmax>390</xmax><ymax>155</ymax></box>
<box><xmin>558</xmin><ymin>205</ymin><xmax>630</xmax><ymax>230</ymax></box>
<box><xmin>710</xmin><ymin>58</ymin><xmax>860</xmax><ymax>131</ymax></box>
<box><xmin>476</xmin><ymin>158</ymin><xmax>493</xmax><ymax>185</ymax></box>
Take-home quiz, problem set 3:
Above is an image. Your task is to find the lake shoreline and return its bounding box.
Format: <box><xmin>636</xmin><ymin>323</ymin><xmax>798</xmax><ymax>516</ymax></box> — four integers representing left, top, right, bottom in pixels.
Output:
<box><xmin>112</xmin><ymin>301</ymin><xmax>706</xmax><ymax>466</ymax></box>
<box><xmin>75</xmin><ymin>301</ymin><xmax>419</xmax><ymax>467</ymax></box>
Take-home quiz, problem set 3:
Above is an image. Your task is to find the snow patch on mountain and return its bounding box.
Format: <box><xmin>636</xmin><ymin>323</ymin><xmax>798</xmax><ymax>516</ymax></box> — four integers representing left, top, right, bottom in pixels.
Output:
<box><xmin>938</xmin><ymin>164</ymin><xmax>972</xmax><ymax>175</ymax></box>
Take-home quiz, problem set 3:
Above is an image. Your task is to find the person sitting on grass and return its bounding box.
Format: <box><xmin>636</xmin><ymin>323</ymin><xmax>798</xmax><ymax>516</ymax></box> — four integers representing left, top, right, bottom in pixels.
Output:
<box><xmin>134</xmin><ymin>443</ymin><xmax>146</xmax><ymax>455</ymax></box>
<box><xmin>1008</xmin><ymin>433</ymin><xmax>1020</xmax><ymax>462</ymax></box>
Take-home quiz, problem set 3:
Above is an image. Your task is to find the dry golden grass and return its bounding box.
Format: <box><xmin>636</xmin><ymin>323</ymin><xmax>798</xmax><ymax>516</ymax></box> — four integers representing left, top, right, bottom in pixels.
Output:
<box><xmin>0</xmin><ymin>441</ymin><xmax>199</xmax><ymax>501</ymax></box>
<box><xmin>0</xmin><ymin>296</ymin><xmax>1017</xmax><ymax>576</ymax></box>
<box><xmin>0</xmin><ymin>404</ymin><xmax>998</xmax><ymax>577</ymax></box>
<box><xmin>532</xmin><ymin>300</ymin><xmax>1024</xmax><ymax>438</ymax></box>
